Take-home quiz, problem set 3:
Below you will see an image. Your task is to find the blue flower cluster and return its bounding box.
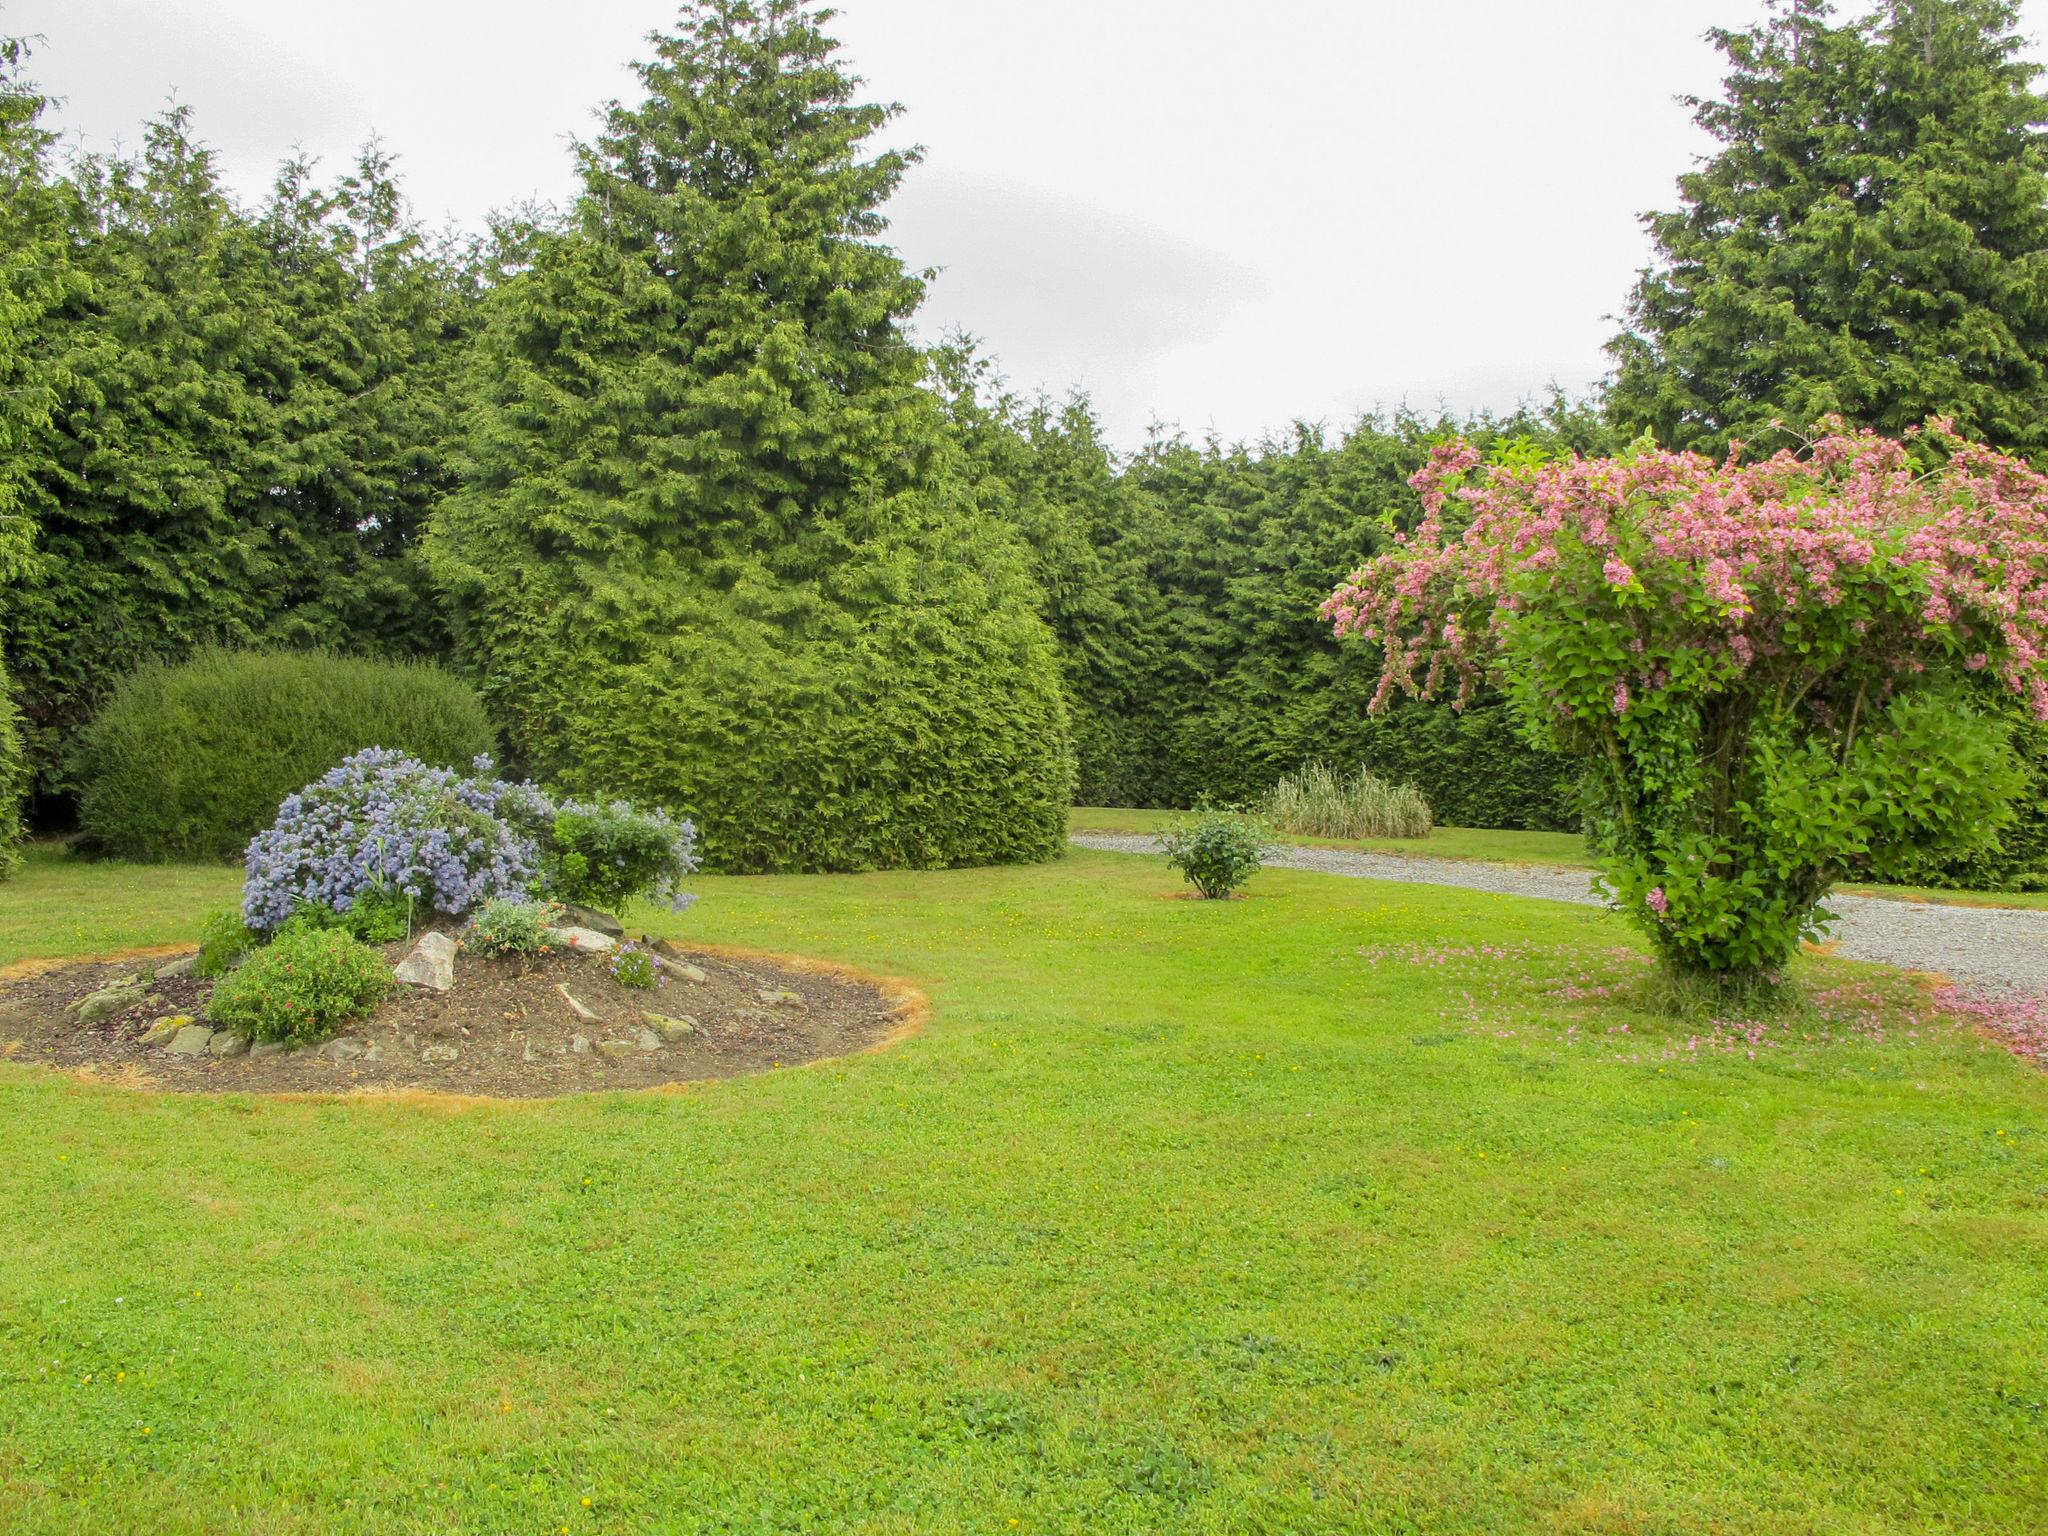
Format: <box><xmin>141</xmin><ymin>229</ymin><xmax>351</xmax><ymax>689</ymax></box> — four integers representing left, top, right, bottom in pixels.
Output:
<box><xmin>243</xmin><ymin>748</ymin><xmax>543</xmax><ymax>931</ymax></box>
<box><xmin>242</xmin><ymin>748</ymin><xmax>703</xmax><ymax>932</ymax></box>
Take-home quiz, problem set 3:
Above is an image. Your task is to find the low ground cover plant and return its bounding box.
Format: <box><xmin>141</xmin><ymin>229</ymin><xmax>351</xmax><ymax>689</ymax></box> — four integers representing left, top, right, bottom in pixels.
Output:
<box><xmin>610</xmin><ymin>941</ymin><xmax>660</xmax><ymax>990</ymax></box>
<box><xmin>192</xmin><ymin>907</ymin><xmax>258</xmax><ymax>978</ymax></box>
<box><xmin>465</xmin><ymin>898</ymin><xmax>562</xmax><ymax>958</ymax></box>
<box><xmin>1160</xmin><ymin>803</ymin><xmax>1270</xmax><ymax>898</ymax></box>
<box><xmin>203</xmin><ymin>923</ymin><xmax>391</xmax><ymax>1045</ymax></box>
<box><xmin>1268</xmin><ymin>760</ymin><xmax>1432</xmax><ymax>840</ymax></box>
<box><xmin>1326</xmin><ymin>422</ymin><xmax>2048</xmax><ymax>992</ymax></box>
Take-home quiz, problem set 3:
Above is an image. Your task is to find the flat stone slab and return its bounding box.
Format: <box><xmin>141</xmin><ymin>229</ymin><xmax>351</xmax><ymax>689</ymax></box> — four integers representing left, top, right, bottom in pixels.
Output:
<box><xmin>551</xmin><ymin>926</ymin><xmax>618</xmax><ymax>954</ymax></box>
<box><xmin>166</xmin><ymin>1025</ymin><xmax>213</xmax><ymax>1056</ymax></box>
<box><xmin>394</xmin><ymin>931</ymin><xmax>457</xmax><ymax>992</ymax></box>
<box><xmin>557</xmin><ymin>985</ymin><xmax>600</xmax><ymax>1021</ymax></box>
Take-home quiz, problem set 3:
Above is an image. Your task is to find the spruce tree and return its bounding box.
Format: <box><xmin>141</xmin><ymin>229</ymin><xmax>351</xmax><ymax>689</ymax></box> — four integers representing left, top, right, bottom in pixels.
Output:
<box><xmin>1608</xmin><ymin>0</ymin><xmax>2048</xmax><ymax>455</ymax></box>
<box><xmin>430</xmin><ymin>0</ymin><xmax>1071</xmax><ymax>872</ymax></box>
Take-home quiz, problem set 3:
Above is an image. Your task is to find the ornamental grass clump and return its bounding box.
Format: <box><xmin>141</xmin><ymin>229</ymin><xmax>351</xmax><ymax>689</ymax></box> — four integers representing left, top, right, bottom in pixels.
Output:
<box><xmin>204</xmin><ymin>925</ymin><xmax>390</xmax><ymax>1046</ymax></box>
<box><xmin>1324</xmin><ymin>421</ymin><xmax>2048</xmax><ymax>991</ymax></box>
<box><xmin>1268</xmin><ymin>761</ymin><xmax>1432</xmax><ymax>840</ymax></box>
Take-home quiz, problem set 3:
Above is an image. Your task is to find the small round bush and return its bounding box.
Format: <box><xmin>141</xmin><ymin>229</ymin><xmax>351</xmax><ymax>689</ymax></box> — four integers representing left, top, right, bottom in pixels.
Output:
<box><xmin>541</xmin><ymin>800</ymin><xmax>700</xmax><ymax>914</ymax></box>
<box><xmin>204</xmin><ymin>926</ymin><xmax>390</xmax><ymax>1045</ymax></box>
<box><xmin>1160</xmin><ymin>805</ymin><xmax>1269</xmax><ymax>899</ymax></box>
<box><xmin>71</xmin><ymin>649</ymin><xmax>496</xmax><ymax>863</ymax></box>
<box><xmin>466</xmin><ymin>899</ymin><xmax>561</xmax><ymax>958</ymax></box>
<box><xmin>610</xmin><ymin>942</ymin><xmax>660</xmax><ymax>991</ymax></box>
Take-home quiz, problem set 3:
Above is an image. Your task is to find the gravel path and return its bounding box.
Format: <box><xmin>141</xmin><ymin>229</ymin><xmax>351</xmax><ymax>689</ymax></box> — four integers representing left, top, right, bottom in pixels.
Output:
<box><xmin>1071</xmin><ymin>833</ymin><xmax>2048</xmax><ymax>997</ymax></box>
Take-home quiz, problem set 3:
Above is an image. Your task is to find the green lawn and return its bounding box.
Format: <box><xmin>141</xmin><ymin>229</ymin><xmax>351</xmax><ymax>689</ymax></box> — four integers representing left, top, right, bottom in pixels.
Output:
<box><xmin>2</xmin><ymin>847</ymin><xmax>2045</xmax><ymax>1533</ymax></box>
<box><xmin>1067</xmin><ymin>807</ymin><xmax>2048</xmax><ymax>909</ymax></box>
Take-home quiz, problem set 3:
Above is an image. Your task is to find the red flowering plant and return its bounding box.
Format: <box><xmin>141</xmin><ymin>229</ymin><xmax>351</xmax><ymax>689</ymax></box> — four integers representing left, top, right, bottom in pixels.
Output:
<box><xmin>1323</xmin><ymin>421</ymin><xmax>2048</xmax><ymax>991</ymax></box>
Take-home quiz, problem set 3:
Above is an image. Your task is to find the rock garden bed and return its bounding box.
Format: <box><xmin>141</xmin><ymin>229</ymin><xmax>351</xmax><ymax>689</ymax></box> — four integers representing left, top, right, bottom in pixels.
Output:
<box><xmin>0</xmin><ymin>930</ymin><xmax>920</xmax><ymax>1098</ymax></box>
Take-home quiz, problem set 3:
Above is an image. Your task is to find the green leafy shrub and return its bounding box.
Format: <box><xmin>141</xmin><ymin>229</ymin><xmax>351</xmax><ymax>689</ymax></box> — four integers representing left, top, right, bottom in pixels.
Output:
<box><xmin>1891</xmin><ymin>694</ymin><xmax>2048</xmax><ymax>892</ymax></box>
<box><xmin>1328</xmin><ymin>427</ymin><xmax>2048</xmax><ymax>986</ymax></box>
<box><xmin>71</xmin><ymin>649</ymin><xmax>496</xmax><ymax>863</ymax></box>
<box><xmin>275</xmin><ymin>886</ymin><xmax>416</xmax><ymax>944</ymax></box>
<box><xmin>609</xmin><ymin>942</ymin><xmax>658</xmax><ymax>991</ymax></box>
<box><xmin>539</xmin><ymin>801</ymin><xmax>701</xmax><ymax>914</ymax></box>
<box><xmin>203</xmin><ymin>925</ymin><xmax>390</xmax><ymax>1045</ymax></box>
<box><xmin>1268</xmin><ymin>761</ymin><xmax>1431</xmax><ymax>840</ymax></box>
<box><xmin>465</xmin><ymin>899</ymin><xmax>561</xmax><ymax>958</ymax></box>
<box><xmin>193</xmin><ymin>907</ymin><xmax>258</xmax><ymax>978</ymax></box>
<box><xmin>1160</xmin><ymin>805</ymin><xmax>1270</xmax><ymax>899</ymax></box>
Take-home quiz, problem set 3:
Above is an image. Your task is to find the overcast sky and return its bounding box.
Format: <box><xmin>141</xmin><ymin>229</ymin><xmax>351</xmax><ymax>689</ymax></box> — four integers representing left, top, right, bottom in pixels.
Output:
<box><xmin>14</xmin><ymin>0</ymin><xmax>2048</xmax><ymax>448</ymax></box>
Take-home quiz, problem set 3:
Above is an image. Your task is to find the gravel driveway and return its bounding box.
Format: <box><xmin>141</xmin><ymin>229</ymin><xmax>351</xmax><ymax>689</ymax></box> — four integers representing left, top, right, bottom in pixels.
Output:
<box><xmin>1071</xmin><ymin>833</ymin><xmax>2048</xmax><ymax>998</ymax></box>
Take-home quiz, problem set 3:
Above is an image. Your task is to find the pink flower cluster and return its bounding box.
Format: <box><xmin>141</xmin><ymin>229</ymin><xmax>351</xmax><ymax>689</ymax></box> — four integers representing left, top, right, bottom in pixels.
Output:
<box><xmin>1321</xmin><ymin>421</ymin><xmax>2048</xmax><ymax>722</ymax></box>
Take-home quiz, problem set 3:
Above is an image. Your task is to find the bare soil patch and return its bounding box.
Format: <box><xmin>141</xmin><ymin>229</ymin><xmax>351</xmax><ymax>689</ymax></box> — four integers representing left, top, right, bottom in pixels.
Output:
<box><xmin>0</xmin><ymin>936</ymin><xmax>920</xmax><ymax>1099</ymax></box>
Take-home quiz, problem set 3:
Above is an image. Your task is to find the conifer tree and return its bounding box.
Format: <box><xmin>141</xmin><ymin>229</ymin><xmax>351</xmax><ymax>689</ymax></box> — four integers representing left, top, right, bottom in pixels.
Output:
<box><xmin>0</xmin><ymin>36</ymin><xmax>73</xmax><ymax>866</ymax></box>
<box><xmin>431</xmin><ymin>0</ymin><xmax>1072</xmax><ymax>871</ymax></box>
<box><xmin>1609</xmin><ymin>0</ymin><xmax>2048</xmax><ymax>455</ymax></box>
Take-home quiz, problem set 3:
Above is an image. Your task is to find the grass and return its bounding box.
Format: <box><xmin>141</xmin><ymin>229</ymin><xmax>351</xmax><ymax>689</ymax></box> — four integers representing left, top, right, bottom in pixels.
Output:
<box><xmin>1</xmin><ymin>847</ymin><xmax>2045</xmax><ymax>1533</ymax></box>
<box><xmin>1068</xmin><ymin>808</ymin><xmax>2048</xmax><ymax>909</ymax></box>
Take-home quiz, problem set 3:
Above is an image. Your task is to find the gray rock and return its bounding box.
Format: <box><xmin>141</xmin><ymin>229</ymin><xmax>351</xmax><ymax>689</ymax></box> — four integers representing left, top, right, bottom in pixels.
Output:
<box><xmin>559</xmin><ymin>904</ymin><xmax>624</xmax><ymax>938</ymax></box>
<box><xmin>645</xmin><ymin>1013</ymin><xmax>698</xmax><ymax>1043</ymax></box>
<box><xmin>248</xmin><ymin>1041</ymin><xmax>285</xmax><ymax>1060</ymax></box>
<box><xmin>152</xmin><ymin>954</ymin><xmax>198</xmax><ymax>981</ymax></box>
<box><xmin>208</xmin><ymin>1031</ymin><xmax>249</xmax><ymax>1058</ymax></box>
<box><xmin>595</xmin><ymin>1038</ymin><xmax>636</xmax><ymax>1059</ymax></box>
<box><xmin>68</xmin><ymin>979</ymin><xmax>149</xmax><ymax>1024</ymax></box>
<box><xmin>634</xmin><ymin>1027</ymin><xmax>664</xmax><ymax>1053</ymax></box>
<box><xmin>166</xmin><ymin>1025</ymin><xmax>214</xmax><ymax>1056</ymax></box>
<box><xmin>654</xmin><ymin>955</ymin><xmax>708</xmax><ymax>984</ymax></box>
<box><xmin>393</xmin><ymin>931</ymin><xmax>458</xmax><ymax>992</ymax></box>
<box><xmin>756</xmin><ymin>988</ymin><xmax>807</xmax><ymax>1011</ymax></box>
<box><xmin>570</xmin><ymin>1033</ymin><xmax>592</xmax><ymax>1055</ymax></box>
<box><xmin>556</xmin><ymin>985</ymin><xmax>601</xmax><ymax>1022</ymax></box>
<box><xmin>550</xmin><ymin>925</ymin><xmax>617</xmax><ymax>954</ymax></box>
<box><xmin>318</xmin><ymin>1037</ymin><xmax>365</xmax><ymax>1062</ymax></box>
<box><xmin>421</xmin><ymin>1043</ymin><xmax>459</xmax><ymax>1064</ymax></box>
<box><xmin>139</xmin><ymin>1015</ymin><xmax>189</xmax><ymax>1047</ymax></box>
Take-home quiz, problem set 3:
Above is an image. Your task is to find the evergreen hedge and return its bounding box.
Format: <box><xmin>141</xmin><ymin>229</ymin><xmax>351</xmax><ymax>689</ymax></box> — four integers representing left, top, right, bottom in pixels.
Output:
<box><xmin>70</xmin><ymin>650</ymin><xmax>495</xmax><ymax>862</ymax></box>
<box><xmin>0</xmin><ymin>662</ymin><xmax>25</xmax><ymax>876</ymax></box>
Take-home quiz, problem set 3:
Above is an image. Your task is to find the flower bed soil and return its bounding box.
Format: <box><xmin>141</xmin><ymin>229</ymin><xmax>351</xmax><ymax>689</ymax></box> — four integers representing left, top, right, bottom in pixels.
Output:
<box><xmin>0</xmin><ymin>937</ymin><xmax>921</xmax><ymax>1098</ymax></box>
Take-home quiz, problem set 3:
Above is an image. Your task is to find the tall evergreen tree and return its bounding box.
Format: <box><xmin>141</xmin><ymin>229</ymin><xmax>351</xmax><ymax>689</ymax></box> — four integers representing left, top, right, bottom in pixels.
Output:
<box><xmin>430</xmin><ymin>0</ymin><xmax>1072</xmax><ymax>872</ymax></box>
<box><xmin>1609</xmin><ymin>0</ymin><xmax>2048</xmax><ymax>454</ymax></box>
<box><xmin>0</xmin><ymin>35</ymin><xmax>77</xmax><ymax>863</ymax></box>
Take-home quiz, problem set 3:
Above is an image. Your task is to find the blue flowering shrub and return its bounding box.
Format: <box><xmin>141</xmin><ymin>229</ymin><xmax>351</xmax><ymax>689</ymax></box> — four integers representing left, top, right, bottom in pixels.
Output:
<box><xmin>242</xmin><ymin>748</ymin><xmax>700</xmax><ymax>932</ymax></box>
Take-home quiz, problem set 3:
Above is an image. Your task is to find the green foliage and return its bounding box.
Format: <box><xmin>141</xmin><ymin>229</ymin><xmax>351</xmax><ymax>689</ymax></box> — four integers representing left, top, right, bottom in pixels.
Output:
<box><xmin>609</xmin><ymin>943</ymin><xmax>659</xmax><ymax>991</ymax></box>
<box><xmin>203</xmin><ymin>924</ymin><xmax>389</xmax><ymax>1045</ymax></box>
<box><xmin>1267</xmin><ymin>761</ymin><xmax>1431</xmax><ymax>840</ymax></box>
<box><xmin>6</xmin><ymin>108</ymin><xmax>474</xmax><ymax>799</ymax></box>
<box><xmin>1160</xmin><ymin>804</ymin><xmax>1270</xmax><ymax>899</ymax></box>
<box><xmin>540</xmin><ymin>802</ymin><xmax>695</xmax><ymax>915</ymax></box>
<box><xmin>430</xmin><ymin>1</ymin><xmax>1072</xmax><ymax>874</ymax></box>
<box><xmin>1609</xmin><ymin>0</ymin><xmax>2048</xmax><ymax>456</ymax></box>
<box><xmin>192</xmin><ymin>906</ymin><xmax>257</xmax><ymax>978</ymax></box>
<box><xmin>69</xmin><ymin>649</ymin><xmax>495</xmax><ymax>863</ymax></box>
<box><xmin>1889</xmin><ymin>690</ymin><xmax>2048</xmax><ymax>891</ymax></box>
<box><xmin>464</xmin><ymin>898</ymin><xmax>562</xmax><ymax>959</ymax></box>
<box><xmin>278</xmin><ymin>886</ymin><xmax>416</xmax><ymax>945</ymax></box>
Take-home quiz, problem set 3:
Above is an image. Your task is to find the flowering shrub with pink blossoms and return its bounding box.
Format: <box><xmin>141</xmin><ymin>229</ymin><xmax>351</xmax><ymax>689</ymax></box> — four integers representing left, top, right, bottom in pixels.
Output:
<box><xmin>1322</xmin><ymin>422</ymin><xmax>2048</xmax><ymax>986</ymax></box>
